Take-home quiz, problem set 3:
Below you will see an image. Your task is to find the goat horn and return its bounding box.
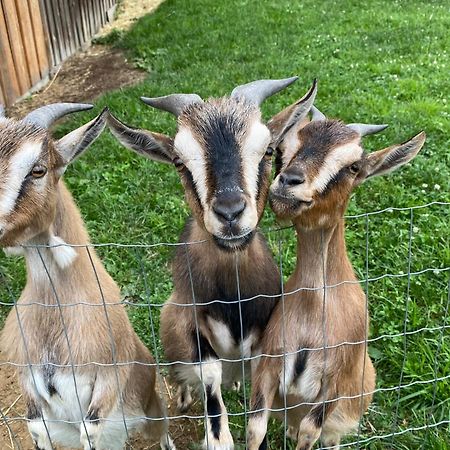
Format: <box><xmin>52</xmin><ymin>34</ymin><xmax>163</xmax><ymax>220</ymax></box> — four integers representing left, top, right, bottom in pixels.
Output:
<box><xmin>141</xmin><ymin>94</ymin><xmax>203</xmax><ymax>117</ymax></box>
<box><xmin>347</xmin><ymin>123</ymin><xmax>388</xmax><ymax>136</ymax></box>
<box><xmin>24</xmin><ymin>103</ymin><xmax>93</xmax><ymax>129</ymax></box>
<box><xmin>231</xmin><ymin>76</ymin><xmax>298</xmax><ymax>106</ymax></box>
<box><xmin>311</xmin><ymin>105</ymin><xmax>326</xmax><ymax>121</ymax></box>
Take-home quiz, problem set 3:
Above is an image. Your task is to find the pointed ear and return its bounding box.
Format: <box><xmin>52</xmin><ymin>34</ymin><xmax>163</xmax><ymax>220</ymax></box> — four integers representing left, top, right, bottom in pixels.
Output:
<box><xmin>361</xmin><ymin>132</ymin><xmax>426</xmax><ymax>181</ymax></box>
<box><xmin>268</xmin><ymin>79</ymin><xmax>317</xmax><ymax>149</ymax></box>
<box><xmin>56</xmin><ymin>108</ymin><xmax>107</xmax><ymax>169</ymax></box>
<box><xmin>107</xmin><ymin>111</ymin><xmax>174</xmax><ymax>164</ymax></box>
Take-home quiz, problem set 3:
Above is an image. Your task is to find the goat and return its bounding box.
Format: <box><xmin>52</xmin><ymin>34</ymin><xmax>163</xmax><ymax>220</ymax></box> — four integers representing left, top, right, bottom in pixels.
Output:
<box><xmin>246</xmin><ymin>103</ymin><xmax>426</xmax><ymax>449</ymax></box>
<box><xmin>0</xmin><ymin>104</ymin><xmax>174</xmax><ymax>450</ymax></box>
<box><xmin>107</xmin><ymin>79</ymin><xmax>319</xmax><ymax>449</ymax></box>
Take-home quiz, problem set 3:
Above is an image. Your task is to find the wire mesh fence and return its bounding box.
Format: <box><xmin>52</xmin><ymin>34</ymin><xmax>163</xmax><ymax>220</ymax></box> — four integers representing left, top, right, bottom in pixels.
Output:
<box><xmin>0</xmin><ymin>201</ymin><xmax>449</xmax><ymax>449</ymax></box>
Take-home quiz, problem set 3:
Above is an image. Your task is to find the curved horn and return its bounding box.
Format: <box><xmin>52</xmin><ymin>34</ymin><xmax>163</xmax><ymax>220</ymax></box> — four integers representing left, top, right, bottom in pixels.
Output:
<box><xmin>141</xmin><ymin>93</ymin><xmax>203</xmax><ymax>117</ymax></box>
<box><xmin>231</xmin><ymin>76</ymin><xmax>298</xmax><ymax>106</ymax></box>
<box><xmin>24</xmin><ymin>103</ymin><xmax>93</xmax><ymax>129</ymax></box>
<box><xmin>311</xmin><ymin>105</ymin><xmax>326</xmax><ymax>121</ymax></box>
<box><xmin>347</xmin><ymin>123</ymin><xmax>388</xmax><ymax>136</ymax></box>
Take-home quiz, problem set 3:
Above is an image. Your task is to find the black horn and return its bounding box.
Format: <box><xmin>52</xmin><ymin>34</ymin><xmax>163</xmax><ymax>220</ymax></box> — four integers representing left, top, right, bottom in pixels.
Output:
<box><xmin>24</xmin><ymin>103</ymin><xmax>93</xmax><ymax>129</ymax></box>
<box><xmin>141</xmin><ymin>93</ymin><xmax>203</xmax><ymax>117</ymax></box>
<box><xmin>231</xmin><ymin>76</ymin><xmax>298</xmax><ymax>106</ymax></box>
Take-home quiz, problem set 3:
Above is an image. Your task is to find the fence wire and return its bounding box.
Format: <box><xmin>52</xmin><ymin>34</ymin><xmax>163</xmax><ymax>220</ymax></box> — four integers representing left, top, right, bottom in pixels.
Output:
<box><xmin>0</xmin><ymin>201</ymin><xmax>449</xmax><ymax>449</ymax></box>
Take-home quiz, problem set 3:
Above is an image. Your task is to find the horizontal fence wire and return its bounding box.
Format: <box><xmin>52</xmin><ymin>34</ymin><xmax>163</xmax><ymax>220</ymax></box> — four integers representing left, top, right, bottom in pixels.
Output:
<box><xmin>0</xmin><ymin>201</ymin><xmax>449</xmax><ymax>449</ymax></box>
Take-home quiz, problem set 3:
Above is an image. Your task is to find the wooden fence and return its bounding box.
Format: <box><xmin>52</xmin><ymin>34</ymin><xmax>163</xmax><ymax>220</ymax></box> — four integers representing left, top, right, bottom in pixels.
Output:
<box><xmin>0</xmin><ymin>0</ymin><xmax>117</xmax><ymax>107</ymax></box>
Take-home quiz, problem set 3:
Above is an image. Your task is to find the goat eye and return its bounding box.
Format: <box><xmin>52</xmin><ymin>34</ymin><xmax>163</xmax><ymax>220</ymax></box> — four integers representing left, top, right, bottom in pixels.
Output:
<box><xmin>265</xmin><ymin>147</ymin><xmax>274</xmax><ymax>157</ymax></box>
<box><xmin>31</xmin><ymin>165</ymin><xmax>47</xmax><ymax>178</ymax></box>
<box><xmin>173</xmin><ymin>157</ymin><xmax>184</xmax><ymax>169</ymax></box>
<box><xmin>349</xmin><ymin>163</ymin><xmax>360</xmax><ymax>174</ymax></box>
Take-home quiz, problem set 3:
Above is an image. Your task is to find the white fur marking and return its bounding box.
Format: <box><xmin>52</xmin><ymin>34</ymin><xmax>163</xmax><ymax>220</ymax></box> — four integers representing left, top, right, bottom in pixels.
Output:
<box><xmin>48</xmin><ymin>235</ymin><xmax>78</xmax><ymax>269</ymax></box>
<box><xmin>0</xmin><ymin>142</ymin><xmax>43</xmax><ymax>217</ymax></box>
<box><xmin>312</xmin><ymin>143</ymin><xmax>363</xmax><ymax>193</ymax></box>
<box><xmin>174</xmin><ymin>127</ymin><xmax>208</xmax><ymax>204</ymax></box>
<box><xmin>241</xmin><ymin>121</ymin><xmax>271</xmax><ymax>199</ymax></box>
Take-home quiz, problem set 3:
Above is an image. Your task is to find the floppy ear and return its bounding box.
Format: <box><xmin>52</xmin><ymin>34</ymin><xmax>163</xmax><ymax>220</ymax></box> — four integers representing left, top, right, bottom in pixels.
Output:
<box><xmin>268</xmin><ymin>79</ymin><xmax>317</xmax><ymax>149</ymax></box>
<box><xmin>361</xmin><ymin>132</ymin><xmax>426</xmax><ymax>181</ymax></box>
<box><xmin>56</xmin><ymin>108</ymin><xmax>107</xmax><ymax>170</ymax></box>
<box><xmin>107</xmin><ymin>111</ymin><xmax>174</xmax><ymax>164</ymax></box>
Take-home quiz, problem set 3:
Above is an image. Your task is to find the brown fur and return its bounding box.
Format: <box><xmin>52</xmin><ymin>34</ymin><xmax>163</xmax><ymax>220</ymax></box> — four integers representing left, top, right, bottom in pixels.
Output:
<box><xmin>247</xmin><ymin>120</ymin><xmax>376</xmax><ymax>450</ymax></box>
<box><xmin>0</xmin><ymin>119</ymin><xmax>171</xmax><ymax>449</ymax></box>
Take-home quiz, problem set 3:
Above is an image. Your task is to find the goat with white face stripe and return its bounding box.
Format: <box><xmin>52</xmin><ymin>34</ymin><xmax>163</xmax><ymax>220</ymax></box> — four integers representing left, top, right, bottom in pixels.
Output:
<box><xmin>108</xmin><ymin>79</ymin><xmax>318</xmax><ymax>449</ymax></box>
<box><xmin>0</xmin><ymin>105</ymin><xmax>174</xmax><ymax>450</ymax></box>
<box><xmin>247</xmin><ymin>103</ymin><xmax>426</xmax><ymax>449</ymax></box>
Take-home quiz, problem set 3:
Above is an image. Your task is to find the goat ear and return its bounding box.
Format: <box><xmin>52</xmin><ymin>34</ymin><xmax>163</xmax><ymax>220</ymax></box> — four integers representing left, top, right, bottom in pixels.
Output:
<box><xmin>56</xmin><ymin>108</ymin><xmax>107</xmax><ymax>170</ymax></box>
<box><xmin>361</xmin><ymin>132</ymin><xmax>426</xmax><ymax>181</ymax></box>
<box><xmin>268</xmin><ymin>79</ymin><xmax>317</xmax><ymax>149</ymax></box>
<box><xmin>107</xmin><ymin>111</ymin><xmax>174</xmax><ymax>164</ymax></box>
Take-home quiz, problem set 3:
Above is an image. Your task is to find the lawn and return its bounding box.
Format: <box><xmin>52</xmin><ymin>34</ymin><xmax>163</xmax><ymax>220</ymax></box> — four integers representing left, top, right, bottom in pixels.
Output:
<box><xmin>1</xmin><ymin>0</ymin><xmax>449</xmax><ymax>448</ymax></box>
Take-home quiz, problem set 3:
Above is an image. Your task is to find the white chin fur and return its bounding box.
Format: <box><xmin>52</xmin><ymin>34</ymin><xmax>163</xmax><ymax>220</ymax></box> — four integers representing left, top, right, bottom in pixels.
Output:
<box><xmin>48</xmin><ymin>235</ymin><xmax>78</xmax><ymax>269</ymax></box>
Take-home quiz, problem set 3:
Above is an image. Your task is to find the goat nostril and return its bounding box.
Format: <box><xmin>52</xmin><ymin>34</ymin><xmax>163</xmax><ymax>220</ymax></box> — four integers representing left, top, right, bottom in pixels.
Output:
<box><xmin>280</xmin><ymin>172</ymin><xmax>305</xmax><ymax>187</ymax></box>
<box><xmin>213</xmin><ymin>199</ymin><xmax>246</xmax><ymax>223</ymax></box>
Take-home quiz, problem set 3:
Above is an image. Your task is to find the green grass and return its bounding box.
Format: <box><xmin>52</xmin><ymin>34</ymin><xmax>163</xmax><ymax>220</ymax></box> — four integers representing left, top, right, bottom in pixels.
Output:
<box><xmin>1</xmin><ymin>0</ymin><xmax>450</xmax><ymax>448</ymax></box>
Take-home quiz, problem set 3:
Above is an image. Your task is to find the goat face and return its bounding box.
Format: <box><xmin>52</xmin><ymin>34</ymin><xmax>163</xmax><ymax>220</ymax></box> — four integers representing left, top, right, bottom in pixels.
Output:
<box><xmin>270</xmin><ymin>108</ymin><xmax>426</xmax><ymax>229</ymax></box>
<box><xmin>271</xmin><ymin>120</ymin><xmax>363</xmax><ymax>227</ymax></box>
<box><xmin>174</xmin><ymin>98</ymin><xmax>273</xmax><ymax>250</ymax></box>
<box><xmin>107</xmin><ymin>77</ymin><xmax>300</xmax><ymax>251</ymax></box>
<box><xmin>0</xmin><ymin>122</ymin><xmax>60</xmax><ymax>246</ymax></box>
<box><xmin>0</xmin><ymin>105</ymin><xmax>106</xmax><ymax>247</ymax></box>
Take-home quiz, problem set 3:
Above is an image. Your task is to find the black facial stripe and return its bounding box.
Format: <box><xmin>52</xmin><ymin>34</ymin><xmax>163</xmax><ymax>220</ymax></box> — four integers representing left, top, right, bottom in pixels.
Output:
<box><xmin>204</xmin><ymin>114</ymin><xmax>244</xmax><ymax>196</ymax></box>
<box><xmin>16</xmin><ymin>175</ymin><xmax>33</xmax><ymax>203</ymax></box>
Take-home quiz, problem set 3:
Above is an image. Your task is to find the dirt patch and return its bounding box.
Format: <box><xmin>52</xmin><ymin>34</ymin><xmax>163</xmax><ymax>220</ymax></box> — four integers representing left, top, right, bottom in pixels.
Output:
<box><xmin>7</xmin><ymin>45</ymin><xmax>146</xmax><ymax>118</ymax></box>
<box><xmin>7</xmin><ymin>0</ymin><xmax>167</xmax><ymax>117</ymax></box>
<box><xmin>100</xmin><ymin>0</ymin><xmax>164</xmax><ymax>37</ymax></box>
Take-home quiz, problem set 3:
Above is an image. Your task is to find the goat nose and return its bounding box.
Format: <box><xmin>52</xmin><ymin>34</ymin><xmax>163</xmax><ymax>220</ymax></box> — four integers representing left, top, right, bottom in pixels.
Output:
<box><xmin>279</xmin><ymin>171</ymin><xmax>305</xmax><ymax>187</ymax></box>
<box><xmin>213</xmin><ymin>195</ymin><xmax>246</xmax><ymax>223</ymax></box>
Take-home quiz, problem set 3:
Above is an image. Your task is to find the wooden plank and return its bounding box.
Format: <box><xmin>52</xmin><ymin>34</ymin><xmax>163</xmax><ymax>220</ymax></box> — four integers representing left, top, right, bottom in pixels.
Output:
<box><xmin>86</xmin><ymin>0</ymin><xmax>96</xmax><ymax>38</ymax></box>
<box><xmin>41</xmin><ymin>0</ymin><xmax>62</xmax><ymax>66</ymax></box>
<box><xmin>70</xmin><ymin>0</ymin><xmax>83</xmax><ymax>48</ymax></box>
<box><xmin>59</xmin><ymin>0</ymin><xmax>76</xmax><ymax>56</ymax></box>
<box><xmin>30</xmin><ymin>0</ymin><xmax>50</xmax><ymax>78</ymax></box>
<box><xmin>2</xmin><ymin>0</ymin><xmax>31</xmax><ymax>94</ymax></box>
<box><xmin>0</xmin><ymin>2</ymin><xmax>20</xmax><ymax>105</ymax></box>
<box><xmin>91</xmin><ymin>0</ymin><xmax>101</xmax><ymax>35</ymax></box>
<box><xmin>54</xmin><ymin>0</ymin><xmax>70</xmax><ymax>58</ymax></box>
<box><xmin>77</xmin><ymin>0</ymin><xmax>90</xmax><ymax>47</ymax></box>
<box><xmin>14</xmin><ymin>0</ymin><xmax>40</xmax><ymax>86</ymax></box>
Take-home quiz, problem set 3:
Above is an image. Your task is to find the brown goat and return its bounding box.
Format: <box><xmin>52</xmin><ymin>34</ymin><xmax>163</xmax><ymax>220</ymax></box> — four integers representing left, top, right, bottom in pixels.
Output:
<box><xmin>0</xmin><ymin>104</ymin><xmax>174</xmax><ymax>450</ymax></box>
<box><xmin>246</xmin><ymin>104</ymin><xmax>426</xmax><ymax>449</ymax></box>
<box><xmin>107</xmin><ymin>79</ymin><xmax>319</xmax><ymax>449</ymax></box>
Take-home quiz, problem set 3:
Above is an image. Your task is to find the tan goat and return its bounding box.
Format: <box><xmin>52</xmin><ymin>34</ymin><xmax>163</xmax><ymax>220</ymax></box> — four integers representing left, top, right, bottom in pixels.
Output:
<box><xmin>246</xmin><ymin>104</ymin><xmax>426</xmax><ymax>449</ymax></box>
<box><xmin>0</xmin><ymin>104</ymin><xmax>174</xmax><ymax>450</ymax></box>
